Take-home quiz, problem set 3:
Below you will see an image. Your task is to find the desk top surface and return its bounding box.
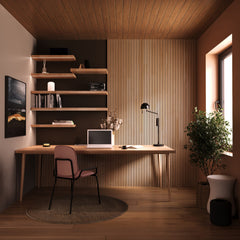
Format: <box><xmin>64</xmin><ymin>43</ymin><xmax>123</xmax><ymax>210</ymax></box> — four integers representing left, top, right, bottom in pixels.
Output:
<box><xmin>15</xmin><ymin>145</ymin><xmax>175</xmax><ymax>155</ymax></box>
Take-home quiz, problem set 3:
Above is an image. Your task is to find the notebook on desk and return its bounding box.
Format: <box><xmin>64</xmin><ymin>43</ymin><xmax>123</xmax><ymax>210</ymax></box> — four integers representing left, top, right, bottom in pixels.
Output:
<box><xmin>87</xmin><ymin>129</ymin><xmax>113</xmax><ymax>148</ymax></box>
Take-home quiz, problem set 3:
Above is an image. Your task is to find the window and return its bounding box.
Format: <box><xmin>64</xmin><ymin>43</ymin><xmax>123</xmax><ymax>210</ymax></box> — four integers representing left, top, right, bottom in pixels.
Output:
<box><xmin>219</xmin><ymin>47</ymin><xmax>232</xmax><ymax>144</ymax></box>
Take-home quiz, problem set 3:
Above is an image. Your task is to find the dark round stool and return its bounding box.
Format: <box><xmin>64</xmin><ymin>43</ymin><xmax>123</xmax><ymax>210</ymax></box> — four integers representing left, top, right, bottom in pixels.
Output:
<box><xmin>210</xmin><ymin>199</ymin><xmax>232</xmax><ymax>226</ymax></box>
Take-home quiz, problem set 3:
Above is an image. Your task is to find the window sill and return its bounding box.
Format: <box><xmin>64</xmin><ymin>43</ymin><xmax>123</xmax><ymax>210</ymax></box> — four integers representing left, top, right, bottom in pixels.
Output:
<box><xmin>223</xmin><ymin>151</ymin><xmax>233</xmax><ymax>157</ymax></box>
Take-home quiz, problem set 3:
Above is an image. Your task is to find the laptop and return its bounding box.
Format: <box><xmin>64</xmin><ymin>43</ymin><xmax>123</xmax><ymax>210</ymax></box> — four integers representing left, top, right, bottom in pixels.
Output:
<box><xmin>87</xmin><ymin>129</ymin><xmax>113</xmax><ymax>148</ymax></box>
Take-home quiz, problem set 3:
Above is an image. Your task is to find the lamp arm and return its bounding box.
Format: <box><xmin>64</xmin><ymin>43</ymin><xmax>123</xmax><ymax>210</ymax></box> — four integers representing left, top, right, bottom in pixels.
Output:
<box><xmin>146</xmin><ymin>109</ymin><xmax>158</xmax><ymax>115</ymax></box>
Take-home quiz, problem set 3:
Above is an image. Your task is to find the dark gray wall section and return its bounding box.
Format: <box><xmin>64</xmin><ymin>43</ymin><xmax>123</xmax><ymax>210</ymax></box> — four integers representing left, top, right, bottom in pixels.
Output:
<box><xmin>35</xmin><ymin>40</ymin><xmax>107</xmax><ymax>145</ymax></box>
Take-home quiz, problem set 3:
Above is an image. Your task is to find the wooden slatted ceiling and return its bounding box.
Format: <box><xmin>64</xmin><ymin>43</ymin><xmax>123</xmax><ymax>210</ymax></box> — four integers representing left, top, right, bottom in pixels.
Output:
<box><xmin>0</xmin><ymin>0</ymin><xmax>233</xmax><ymax>39</ymax></box>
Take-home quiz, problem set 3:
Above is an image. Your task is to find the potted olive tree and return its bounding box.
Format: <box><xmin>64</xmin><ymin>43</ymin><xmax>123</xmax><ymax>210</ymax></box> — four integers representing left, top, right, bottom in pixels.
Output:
<box><xmin>186</xmin><ymin>107</ymin><xmax>231</xmax><ymax>209</ymax></box>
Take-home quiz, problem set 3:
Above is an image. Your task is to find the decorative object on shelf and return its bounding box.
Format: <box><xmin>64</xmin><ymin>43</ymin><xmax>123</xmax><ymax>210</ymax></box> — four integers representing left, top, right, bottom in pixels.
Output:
<box><xmin>79</xmin><ymin>63</ymin><xmax>85</xmax><ymax>68</ymax></box>
<box><xmin>186</xmin><ymin>107</ymin><xmax>231</xmax><ymax>210</ymax></box>
<box><xmin>100</xmin><ymin>112</ymin><xmax>123</xmax><ymax>131</ymax></box>
<box><xmin>47</xmin><ymin>81</ymin><xmax>55</xmax><ymax>91</ymax></box>
<box><xmin>89</xmin><ymin>82</ymin><xmax>106</xmax><ymax>91</ymax></box>
<box><xmin>141</xmin><ymin>102</ymin><xmax>163</xmax><ymax>146</ymax></box>
<box><xmin>5</xmin><ymin>76</ymin><xmax>26</xmax><ymax>138</ymax></box>
<box><xmin>42</xmin><ymin>60</ymin><xmax>47</xmax><ymax>73</ymax></box>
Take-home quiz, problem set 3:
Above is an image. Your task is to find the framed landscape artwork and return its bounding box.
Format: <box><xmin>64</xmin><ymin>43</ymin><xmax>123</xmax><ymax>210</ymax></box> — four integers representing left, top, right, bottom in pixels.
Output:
<box><xmin>5</xmin><ymin>75</ymin><xmax>26</xmax><ymax>138</ymax></box>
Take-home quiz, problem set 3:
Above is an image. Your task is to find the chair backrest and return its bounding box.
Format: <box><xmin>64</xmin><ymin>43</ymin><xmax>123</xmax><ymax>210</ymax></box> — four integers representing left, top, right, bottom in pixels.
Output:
<box><xmin>54</xmin><ymin>145</ymin><xmax>79</xmax><ymax>178</ymax></box>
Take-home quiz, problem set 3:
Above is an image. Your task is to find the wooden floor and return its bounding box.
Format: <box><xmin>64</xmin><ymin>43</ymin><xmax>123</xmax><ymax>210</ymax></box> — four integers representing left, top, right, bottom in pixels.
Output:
<box><xmin>0</xmin><ymin>187</ymin><xmax>239</xmax><ymax>240</ymax></box>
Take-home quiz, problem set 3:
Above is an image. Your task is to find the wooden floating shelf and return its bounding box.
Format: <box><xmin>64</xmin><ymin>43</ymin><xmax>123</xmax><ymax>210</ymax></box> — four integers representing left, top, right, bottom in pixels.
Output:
<box><xmin>31</xmin><ymin>73</ymin><xmax>76</xmax><ymax>79</ymax></box>
<box><xmin>31</xmin><ymin>55</ymin><xmax>76</xmax><ymax>61</ymax></box>
<box><xmin>70</xmin><ymin>68</ymin><xmax>108</xmax><ymax>75</ymax></box>
<box><xmin>31</xmin><ymin>90</ymin><xmax>108</xmax><ymax>95</ymax></box>
<box><xmin>31</xmin><ymin>107</ymin><xmax>108</xmax><ymax>112</ymax></box>
<box><xmin>31</xmin><ymin>124</ymin><xmax>76</xmax><ymax>128</ymax></box>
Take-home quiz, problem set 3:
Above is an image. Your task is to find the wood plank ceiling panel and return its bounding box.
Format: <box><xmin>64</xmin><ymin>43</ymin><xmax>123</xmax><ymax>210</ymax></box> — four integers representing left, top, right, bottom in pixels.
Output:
<box><xmin>122</xmin><ymin>0</ymin><xmax>131</xmax><ymax>37</ymax></box>
<box><xmin>115</xmin><ymin>0</ymin><xmax>123</xmax><ymax>37</ymax></box>
<box><xmin>153</xmin><ymin>0</ymin><xmax>177</xmax><ymax>36</ymax></box>
<box><xmin>0</xmin><ymin>0</ymin><xmax>233</xmax><ymax>39</ymax></box>
<box><xmin>162</xmin><ymin>0</ymin><xmax>187</xmax><ymax>37</ymax></box>
<box><xmin>179</xmin><ymin>0</ymin><xmax>209</xmax><ymax>38</ymax></box>
<box><xmin>167</xmin><ymin>0</ymin><xmax>197</xmax><ymax>38</ymax></box>
<box><xmin>92</xmin><ymin>0</ymin><xmax>106</xmax><ymax>37</ymax></box>
<box><xmin>145</xmin><ymin>0</ymin><xmax>169</xmax><ymax>37</ymax></box>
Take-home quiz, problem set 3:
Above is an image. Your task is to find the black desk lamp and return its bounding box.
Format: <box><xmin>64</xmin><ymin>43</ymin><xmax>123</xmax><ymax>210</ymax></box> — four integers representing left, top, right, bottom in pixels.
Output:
<box><xmin>141</xmin><ymin>102</ymin><xmax>164</xmax><ymax>146</ymax></box>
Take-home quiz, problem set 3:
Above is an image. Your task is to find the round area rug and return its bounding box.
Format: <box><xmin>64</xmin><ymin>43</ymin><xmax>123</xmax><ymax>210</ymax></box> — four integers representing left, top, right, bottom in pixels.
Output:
<box><xmin>26</xmin><ymin>195</ymin><xmax>128</xmax><ymax>224</ymax></box>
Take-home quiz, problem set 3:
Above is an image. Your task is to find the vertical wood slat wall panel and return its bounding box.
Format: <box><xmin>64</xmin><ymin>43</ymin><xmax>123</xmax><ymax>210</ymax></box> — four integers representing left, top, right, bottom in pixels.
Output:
<box><xmin>41</xmin><ymin>39</ymin><xmax>197</xmax><ymax>188</ymax></box>
<box><xmin>107</xmin><ymin>39</ymin><xmax>197</xmax><ymax>187</ymax></box>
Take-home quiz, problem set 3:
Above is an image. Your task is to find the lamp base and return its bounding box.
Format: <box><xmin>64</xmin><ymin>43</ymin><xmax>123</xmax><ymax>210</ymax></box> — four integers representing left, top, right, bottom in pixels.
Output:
<box><xmin>153</xmin><ymin>143</ymin><xmax>164</xmax><ymax>147</ymax></box>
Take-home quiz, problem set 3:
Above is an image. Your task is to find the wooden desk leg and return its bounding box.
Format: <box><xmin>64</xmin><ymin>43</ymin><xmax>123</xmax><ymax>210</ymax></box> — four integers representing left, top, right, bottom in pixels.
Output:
<box><xmin>166</xmin><ymin>153</ymin><xmax>171</xmax><ymax>201</ymax></box>
<box><xmin>20</xmin><ymin>153</ymin><xmax>26</xmax><ymax>202</ymax></box>
<box><xmin>158</xmin><ymin>154</ymin><xmax>162</xmax><ymax>188</ymax></box>
<box><xmin>37</xmin><ymin>155</ymin><xmax>42</xmax><ymax>188</ymax></box>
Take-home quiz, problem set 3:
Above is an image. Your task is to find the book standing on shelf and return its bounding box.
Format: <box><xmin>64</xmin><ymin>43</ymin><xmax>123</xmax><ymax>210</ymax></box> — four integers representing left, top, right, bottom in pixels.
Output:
<box><xmin>47</xmin><ymin>94</ymin><xmax>55</xmax><ymax>108</ymax></box>
<box><xmin>38</xmin><ymin>94</ymin><xmax>41</xmax><ymax>108</ymax></box>
<box><xmin>56</xmin><ymin>94</ymin><xmax>62</xmax><ymax>108</ymax></box>
<box><xmin>35</xmin><ymin>94</ymin><xmax>38</xmax><ymax>108</ymax></box>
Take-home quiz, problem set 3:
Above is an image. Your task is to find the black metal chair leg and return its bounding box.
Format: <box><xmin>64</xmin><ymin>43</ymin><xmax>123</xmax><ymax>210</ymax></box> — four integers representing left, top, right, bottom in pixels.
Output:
<box><xmin>70</xmin><ymin>180</ymin><xmax>74</xmax><ymax>214</ymax></box>
<box><xmin>95</xmin><ymin>175</ymin><xmax>101</xmax><ymax>204</ymax></box>
<box><xmin>48</xmin><ymin>178</ymin><xmax>57</xmax><ymax>210</ymax></box>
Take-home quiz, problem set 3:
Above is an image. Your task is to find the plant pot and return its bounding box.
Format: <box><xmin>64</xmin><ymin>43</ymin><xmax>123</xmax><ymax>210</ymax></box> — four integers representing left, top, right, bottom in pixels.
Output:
<box><xmin>196</xmin><ymin>182</ymin><xmax>210</xmax><ymax>210</ymax></box>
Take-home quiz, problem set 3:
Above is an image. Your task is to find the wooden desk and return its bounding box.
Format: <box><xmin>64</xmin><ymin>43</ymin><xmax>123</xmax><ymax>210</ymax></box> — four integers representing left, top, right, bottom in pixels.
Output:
<box><xmin>15</xmin><ymin>145</ymin><xmax>175</xmax><ymax>202</ymax></box>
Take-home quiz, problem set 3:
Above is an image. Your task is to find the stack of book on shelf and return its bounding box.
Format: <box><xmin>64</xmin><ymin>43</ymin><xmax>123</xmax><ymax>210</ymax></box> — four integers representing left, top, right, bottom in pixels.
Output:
<box><xmin>52</xmin><ymin>120</ymin><xmax>74</xmax><ymax>125</ymax></box>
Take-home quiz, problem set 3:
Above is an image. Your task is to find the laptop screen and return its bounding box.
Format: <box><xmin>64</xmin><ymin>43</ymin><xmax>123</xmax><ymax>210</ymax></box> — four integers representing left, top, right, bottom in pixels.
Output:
<box><xmin>87</xmin><ymin>129</ymin><xmax>113</xmax><ymax>148</ymax></box>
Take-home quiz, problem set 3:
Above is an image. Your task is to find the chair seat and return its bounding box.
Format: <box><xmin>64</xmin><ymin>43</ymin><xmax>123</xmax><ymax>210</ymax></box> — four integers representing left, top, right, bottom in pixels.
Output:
<box><xmin>58</xmin><ymin>169</ymin><xmax>81</xmax><ymax>179</ymax></box>
<box><xmin>80</xmin><ymin>170</ymin><xmax>96</xmax><ymax>178</ymax></box>
<box><xmin>58</xmin><ymin>169</ymin><xmax>95</xmax><ymax>179</ymax></box>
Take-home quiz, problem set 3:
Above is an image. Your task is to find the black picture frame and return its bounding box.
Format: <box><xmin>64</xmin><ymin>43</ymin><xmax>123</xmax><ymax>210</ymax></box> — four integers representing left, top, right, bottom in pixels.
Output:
<box><xmin>5</xmin><ymin>75</ymin><xmax>26</xmax><ymax>138</ymax></box>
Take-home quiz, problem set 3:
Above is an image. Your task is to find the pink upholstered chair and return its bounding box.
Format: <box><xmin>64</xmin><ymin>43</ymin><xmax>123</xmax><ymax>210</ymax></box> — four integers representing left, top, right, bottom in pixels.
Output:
<box><xmin>48</xmin><ymin>145</ymin><xmax>101</xmax><ymax>214</ymax></box>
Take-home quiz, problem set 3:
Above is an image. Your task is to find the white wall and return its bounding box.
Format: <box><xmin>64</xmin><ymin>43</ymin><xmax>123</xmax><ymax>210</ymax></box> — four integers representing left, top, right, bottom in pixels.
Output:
<box><xmin>0</xmin><ymin>4</ymin><xmax>36</xmax><ymax>212</ymax></box>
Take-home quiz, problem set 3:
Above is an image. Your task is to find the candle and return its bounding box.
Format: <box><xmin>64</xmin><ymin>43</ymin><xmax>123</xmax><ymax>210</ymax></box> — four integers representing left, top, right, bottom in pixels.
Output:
<box><xmin>47</xmin><ymin>81</ymin><xmax>55</xmax><ymax>91</ymax></box>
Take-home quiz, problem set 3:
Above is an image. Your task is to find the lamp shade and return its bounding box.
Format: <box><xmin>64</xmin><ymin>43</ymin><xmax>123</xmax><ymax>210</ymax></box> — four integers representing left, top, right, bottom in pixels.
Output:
<box><xmin>141</xmin><ymin>102</ymin><xmax>150</xmax><ymax>110</ymax></box>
